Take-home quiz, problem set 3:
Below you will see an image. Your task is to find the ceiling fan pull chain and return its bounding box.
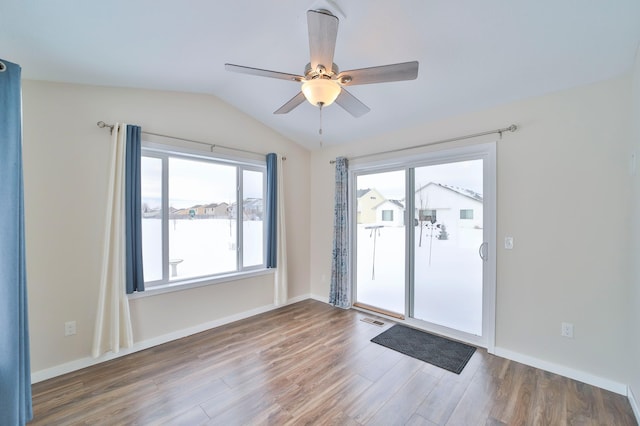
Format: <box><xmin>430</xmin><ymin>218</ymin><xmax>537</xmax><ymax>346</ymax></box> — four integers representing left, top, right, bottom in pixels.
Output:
<box><xmin>319</xmin><ymin>103</ymin><xmax>324</xmax><ymax>147</ymax></box>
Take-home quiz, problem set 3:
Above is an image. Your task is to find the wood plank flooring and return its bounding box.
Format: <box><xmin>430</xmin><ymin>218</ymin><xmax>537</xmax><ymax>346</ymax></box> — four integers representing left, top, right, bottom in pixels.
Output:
<box><xmin>30</xmin><ymin>299</ymin><xmax>637</xmax><ymax>425</ymax></box>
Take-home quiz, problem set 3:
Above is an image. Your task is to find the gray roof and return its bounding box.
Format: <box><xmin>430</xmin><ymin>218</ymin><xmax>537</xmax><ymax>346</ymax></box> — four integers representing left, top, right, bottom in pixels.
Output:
<box><xmin>356</xmin><ymin>188</ymin><xmax>371</xmax><ymax>198</ymax></box>
<box><xmin>387</xmin><ymin>199</ymin><xmax>405</xmax><ymax>209</ymax></box>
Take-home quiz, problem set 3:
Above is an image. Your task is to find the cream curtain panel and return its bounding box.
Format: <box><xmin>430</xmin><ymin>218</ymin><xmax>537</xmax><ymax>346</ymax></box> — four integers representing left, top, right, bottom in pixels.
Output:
<box><xmin>92</xmin><ymin>123</ymin><xmax>134</xmax><ymax>358</ymax></box>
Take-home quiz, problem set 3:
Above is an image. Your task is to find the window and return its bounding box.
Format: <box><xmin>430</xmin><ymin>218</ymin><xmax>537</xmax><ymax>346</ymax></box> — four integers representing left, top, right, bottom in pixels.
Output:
<box><xmin>141</xmin><ymin>146</ymin><xmax>266</xmax><ymax>288</ymax></box>
<box><xmin>460</xmin><ymin>209</ymin><xmax>474</xmax><ymax>219</ymax></box>
<box><xmin>419</xmin><ymin>209</ymin><xmax>437</xmax><ymax>223</ymax></box>
<box><xmin>382</xmin><ymin>210</ymin><xmax>394</xmax><ymax>221</ymax></box>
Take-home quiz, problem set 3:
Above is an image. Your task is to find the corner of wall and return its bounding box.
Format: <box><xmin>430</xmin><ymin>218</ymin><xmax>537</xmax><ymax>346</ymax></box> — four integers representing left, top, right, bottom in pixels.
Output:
<box><xmin>629</xmin><ymin>385</ymin><xmax>640</xmax><ymax>424</ymax></box>
<box><xmin>629</xmin><ymin>40</ymin><xmax>640</xmax><ymax>421</ymax></box>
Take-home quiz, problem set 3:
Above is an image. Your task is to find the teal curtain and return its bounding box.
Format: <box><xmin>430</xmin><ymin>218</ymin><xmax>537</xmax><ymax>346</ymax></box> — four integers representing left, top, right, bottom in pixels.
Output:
<box><xmin>329</xmin><ymin>157</ymin><xmax>350</xmax><ymax>308</ymax></box>
<box><xmin>0</xmin><ymin>58</ymin><xmax>33</xmax><ymax>425</ymax></box>
<box><xmin>266</xmin><ymin>153</ymin><xmax>277</xmax><ymax>268</ymax></box>
<box><xmin>125</xmin><ymin>125</ymin><xmax>144</xmax><ymax>293</ymax></box>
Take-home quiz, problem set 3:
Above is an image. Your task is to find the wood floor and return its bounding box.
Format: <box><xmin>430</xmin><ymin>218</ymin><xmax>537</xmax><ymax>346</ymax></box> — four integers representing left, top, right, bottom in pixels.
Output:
<box><xmin>31</xmin><ymin>299</ymin><xmax>637</xmax><ymax>425</ymax></box>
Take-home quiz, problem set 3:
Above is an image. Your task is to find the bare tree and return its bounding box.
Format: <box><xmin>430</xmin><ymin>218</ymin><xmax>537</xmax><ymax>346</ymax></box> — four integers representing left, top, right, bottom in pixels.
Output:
<box><xmin>417</xmin><ymin>184</ymin><xmax>429</xmax><ymax>247</ymax></box>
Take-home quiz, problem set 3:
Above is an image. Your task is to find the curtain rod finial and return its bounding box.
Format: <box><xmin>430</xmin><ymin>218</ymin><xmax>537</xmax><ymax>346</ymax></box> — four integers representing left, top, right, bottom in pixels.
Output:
<box><xmin>97</xmin><ymin>121</ymin><xmax>115</xmax><ymax>134</ymax></box>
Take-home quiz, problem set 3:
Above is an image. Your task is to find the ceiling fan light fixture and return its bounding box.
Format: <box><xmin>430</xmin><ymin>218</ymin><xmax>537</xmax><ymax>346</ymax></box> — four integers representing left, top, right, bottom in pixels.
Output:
<box><xmin>301</xmin><ymin>78</ymin><xmax>341</xmax><ymax>107</ymax></box>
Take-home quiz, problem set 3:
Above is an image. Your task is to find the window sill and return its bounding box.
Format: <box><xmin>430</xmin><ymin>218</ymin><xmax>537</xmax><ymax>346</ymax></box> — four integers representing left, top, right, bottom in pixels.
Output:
<box><xmin>127</xmin><ymin>268</ymin><xmax>275</xmax><ymax>299</ymax></box>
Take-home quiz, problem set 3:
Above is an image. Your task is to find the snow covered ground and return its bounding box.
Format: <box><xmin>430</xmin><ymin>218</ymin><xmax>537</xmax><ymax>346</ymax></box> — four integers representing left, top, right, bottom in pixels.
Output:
<box><xmin>142</xmin><ymin>218</ymin><xmax>263</xmax><ymax>283</ymax></box>
<box><xmin>356</xmin><ymin>224</ymin><xmax>483</xmax><ymax>335</ymax></box>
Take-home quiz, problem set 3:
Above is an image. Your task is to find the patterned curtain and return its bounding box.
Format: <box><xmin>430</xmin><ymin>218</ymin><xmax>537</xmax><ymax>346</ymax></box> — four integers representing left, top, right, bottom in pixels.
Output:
<box><xmin>329</xmin><ymin>157</ymin><xmax>350</xmax><ymax>308</ymax></box>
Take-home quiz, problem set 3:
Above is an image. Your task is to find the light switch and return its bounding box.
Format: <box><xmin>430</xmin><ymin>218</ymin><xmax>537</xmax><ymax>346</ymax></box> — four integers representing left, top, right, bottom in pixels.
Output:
<box><xmin>504</xmin><ymin>237</ymin><xmax>514</xmax><ymax>250</ymax></box>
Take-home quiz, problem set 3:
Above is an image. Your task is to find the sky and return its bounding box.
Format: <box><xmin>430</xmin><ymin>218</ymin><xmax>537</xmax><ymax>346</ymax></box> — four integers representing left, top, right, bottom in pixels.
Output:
<box><xmin>356</xmin><ymin>159</ymin><xmax>483</xmax><ymax>200</ymax></box>
<box><xmin>142</xmin><ymin>157</ymin><xmax>264</xmax><ymax>209</ymax></box>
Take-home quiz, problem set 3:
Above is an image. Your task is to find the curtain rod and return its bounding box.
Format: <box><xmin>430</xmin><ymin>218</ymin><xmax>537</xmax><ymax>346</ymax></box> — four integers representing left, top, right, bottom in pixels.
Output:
<box><xmin>96</xmin><ymin>121</ymin><xmax>285</xmax><ymax>159</ymax></box>
<box><xmin>329</xmin><ymin>124</ymin><xmax>517</xmax><ymax>164</ymax></box>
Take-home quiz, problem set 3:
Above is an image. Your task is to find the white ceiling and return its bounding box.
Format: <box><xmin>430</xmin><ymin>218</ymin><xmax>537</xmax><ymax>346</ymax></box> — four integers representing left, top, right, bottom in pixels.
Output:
<box><xmin>2</xmin><ymin>1</ymin><xmax>639</xmax><ymax>150</ymax></box>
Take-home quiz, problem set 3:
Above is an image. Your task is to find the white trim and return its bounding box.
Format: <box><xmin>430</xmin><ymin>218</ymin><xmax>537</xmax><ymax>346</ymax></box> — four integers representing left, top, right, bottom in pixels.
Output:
<box><xmin>482</xmin><ymin>142</ymin><xmax>497</xmax><ymax>354</ymax></box>
<box><xmin>31</xmin><ymin>293</ymin><xmax>311</xmax><ymax>384</ymax></box>
<box><xmin>493</xmin><ymin>347</ymin><xmax>627</xmax><ymax>395</ymax></box>
<box><xmin>128</xmin><ymin>268</ymin><xmax>274</xmax><ymax>299</ymax></box>
<box><xmin>629</xmin><ymin>385</ymin><xmax>640</xmax><ymax>424</ymax></box>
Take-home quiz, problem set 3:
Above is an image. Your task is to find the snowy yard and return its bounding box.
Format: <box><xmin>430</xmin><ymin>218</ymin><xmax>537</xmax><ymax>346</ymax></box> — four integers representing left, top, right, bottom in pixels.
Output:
<box><xmin>356</xmin><ymin>224</ymin><xmax>483</xmax><ymax>335</ymax></box>
<box><xmin>142</xmin><ymin>218</ymin><xmax>263</xmax><ymax>283</ymax></box>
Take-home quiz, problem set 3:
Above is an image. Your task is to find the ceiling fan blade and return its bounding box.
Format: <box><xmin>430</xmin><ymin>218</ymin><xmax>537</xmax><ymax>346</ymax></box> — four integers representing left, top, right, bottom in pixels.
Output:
<box><xmin>225</xmin><ymin>64</ymin><xmax>303</xmax><ymax>82</ymax></box>
<box><xmin>274</xmin><ymin>91</ymin><xmax>307</xmax><ymax>114</ymax></box>
<box><xmin>337</xmin><ymin>61</ymin><xmax>419</xmax><ymax>86</ymax></box>
<box><xmin>307</xmin><ymin>10</ymin><xmax>339</xmax><ymax>73</ymax></box>
<box><xmin>335</xmin><ymin>88</ymin><xmax>370</xmax><ymax>118</ymax></box>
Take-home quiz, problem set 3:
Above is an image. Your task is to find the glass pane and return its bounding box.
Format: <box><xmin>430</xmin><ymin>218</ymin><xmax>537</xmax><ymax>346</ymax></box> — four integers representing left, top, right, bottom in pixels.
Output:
<box><xmin>168</xmin><ymin>158</ymin><xmax>237</xmax><ymax>280</ymax></box>
<box><xmin>242</xmin><ymin>170</ymin><xmax>264</xmax><ymax>267</ymax></box>
<box><xmin>413</xmin><ymin>159</ymin><xmax>483</xmax><ymax>335</ymax></box>
<box><xmin>141</xmin><ymin>156</ymin><xmax>163</xmax><ymax>283</ymax></box>
<box><xmin>355</xmin><ymin>170</ymin><xmax>405</xmax><ymax>315</ymax></box>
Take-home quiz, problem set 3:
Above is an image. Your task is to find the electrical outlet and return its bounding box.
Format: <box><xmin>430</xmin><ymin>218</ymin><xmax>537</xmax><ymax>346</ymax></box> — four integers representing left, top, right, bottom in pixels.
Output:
<box><xmin>561</xmin><ymin>322</ymin><xmax>574</xmax><ymax>338</ymax></box>
<box><xmin>64</xmin><ymin>321</ymin><xmax>76</xmax><ymax>337</ymax></box>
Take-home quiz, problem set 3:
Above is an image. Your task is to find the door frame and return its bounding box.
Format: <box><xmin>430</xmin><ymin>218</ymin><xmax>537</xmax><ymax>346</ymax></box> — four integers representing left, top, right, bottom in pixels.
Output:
<box><xmin>349</xmin><ymin>142</ymin><xmax>496</xmax><ymax>352</ymax></box>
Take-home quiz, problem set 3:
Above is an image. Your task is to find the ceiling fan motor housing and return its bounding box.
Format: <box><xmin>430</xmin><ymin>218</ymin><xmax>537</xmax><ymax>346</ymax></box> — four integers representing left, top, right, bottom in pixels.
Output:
<box><xmin>305</xmin><ymin>62</ymin><xmax>339</xmax><ymax>80</ymax></box>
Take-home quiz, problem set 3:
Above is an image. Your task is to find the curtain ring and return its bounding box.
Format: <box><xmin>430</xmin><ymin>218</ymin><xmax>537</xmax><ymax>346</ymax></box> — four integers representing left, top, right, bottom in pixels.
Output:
<box><xmin>0</xmin><ymin>61</ymin><xmax>6</xmax><ymax>72</ymax></box>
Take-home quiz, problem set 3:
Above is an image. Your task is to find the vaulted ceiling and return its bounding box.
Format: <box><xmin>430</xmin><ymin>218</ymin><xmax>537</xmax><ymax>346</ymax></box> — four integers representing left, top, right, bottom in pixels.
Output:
<box><xmin>2</xmin><ymin>1</ymin><xmax>639</xmax><ymax>149</ymax></box>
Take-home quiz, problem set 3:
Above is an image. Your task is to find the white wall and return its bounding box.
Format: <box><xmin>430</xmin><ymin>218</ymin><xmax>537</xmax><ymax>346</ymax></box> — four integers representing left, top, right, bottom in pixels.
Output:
<box><xmin>310</xmin><ymin>75</ymin><xmax>632</xmax><ymax>390</ymax></box>
<box><xmin>629</xmin><ymin>44</ymin><xmax>640</xmax><ymax>412</ymax></box>
<box><xmin>22</xmin><ymin>81</ymin><xmax>310</xmax><ymax>374</ymax></box>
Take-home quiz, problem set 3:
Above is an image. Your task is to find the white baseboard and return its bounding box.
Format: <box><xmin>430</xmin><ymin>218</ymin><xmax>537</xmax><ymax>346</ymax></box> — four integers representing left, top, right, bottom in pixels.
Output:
<box><xmin>282</xmin><ymin>293</ymin><xmax>311</xmax><ymax>305</ymax></box>
<box><xmin>493</xmin><ymin>347</ymin><xmax>627</xmax><ymax>395</ymax></box>
<box><xmin>31</xmin><ymin>295</ymin><xmax>311</xmax><ymax>384</ymax></box>
<box><xmin>628</xmin><ymin>385</ymin><xmax>640</xmax><ymax>424</ymax></box>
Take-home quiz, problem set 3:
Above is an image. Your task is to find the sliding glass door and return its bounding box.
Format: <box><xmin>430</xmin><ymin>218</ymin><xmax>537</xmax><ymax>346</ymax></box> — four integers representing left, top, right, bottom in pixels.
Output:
<box><xmin>352</xmin><ymin>144</ymin><xmax>496</xmax><ymax>347</ymax></box>
<box><xmin>411</xmin><ymin>160</ymin><xmax>484</xmax><ymax>335</ymax></box>
<box><xmin>354</xmin><ymin>169</ymin><xmax>406</xmax><ymax>316</ymax></box>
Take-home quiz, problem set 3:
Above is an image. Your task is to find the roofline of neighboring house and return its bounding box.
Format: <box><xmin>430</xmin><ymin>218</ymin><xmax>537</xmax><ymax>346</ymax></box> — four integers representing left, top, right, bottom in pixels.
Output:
<box><xmin>416</xmin><ymin>182</ymin><xmax>483</xmax><ymax>203</ymax></box>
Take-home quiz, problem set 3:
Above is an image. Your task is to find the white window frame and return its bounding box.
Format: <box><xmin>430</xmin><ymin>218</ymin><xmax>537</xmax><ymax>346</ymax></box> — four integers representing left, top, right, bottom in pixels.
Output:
<box><xmin>349</xmin><ymin>142</ymin><xmax>497</xmax><ymax>352</ymax></box>
<box><xmin>133</xmin><ymin>141</ymin><xmax>270</xmax><ymax>297</ymax></box>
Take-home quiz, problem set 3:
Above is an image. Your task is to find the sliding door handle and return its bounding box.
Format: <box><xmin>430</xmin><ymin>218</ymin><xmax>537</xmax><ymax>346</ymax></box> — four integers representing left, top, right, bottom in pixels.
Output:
<box><xmin>478</xmin><ymin>242</ymin><xmax>488</xmax><ymax>261</ymax></box>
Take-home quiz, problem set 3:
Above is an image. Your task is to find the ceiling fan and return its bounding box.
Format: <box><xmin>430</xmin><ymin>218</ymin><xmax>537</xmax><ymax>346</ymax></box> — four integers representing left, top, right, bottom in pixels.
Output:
<box><xmin>225</xmin><ymin>9</ymin><xmax>419</xmax><ymax>118</ymax></box>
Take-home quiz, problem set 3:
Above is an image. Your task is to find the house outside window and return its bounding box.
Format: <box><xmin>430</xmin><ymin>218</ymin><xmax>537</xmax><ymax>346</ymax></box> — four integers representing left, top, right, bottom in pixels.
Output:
<box><xmin>141</xmin><ymin>147</ymin><xmax>266</xmax><ymax>288</ymax></box>
<box><xmin>419</xmin><ymin>209</ymin><xmax>437</xmax><ymax>223</ymax></box>
<box><xmin>460</xmin><ymin>209</ymin><xmax>474</xmax><ymax>219</ymax></box>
